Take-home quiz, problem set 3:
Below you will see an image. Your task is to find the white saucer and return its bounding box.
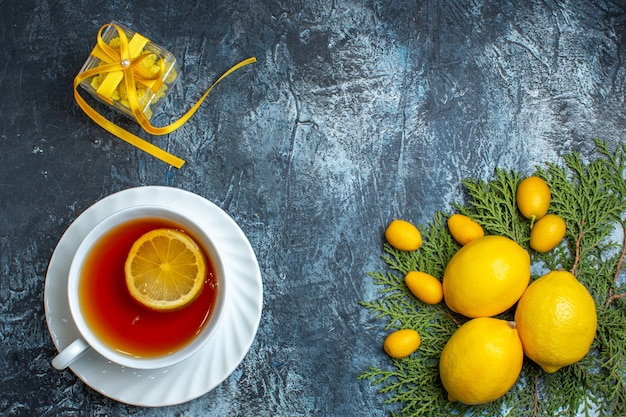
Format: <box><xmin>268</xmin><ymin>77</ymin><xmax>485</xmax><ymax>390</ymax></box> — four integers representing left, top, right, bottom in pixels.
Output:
<box><xmin>44</xmin><ymin>186</ymin><xmax>263</xmax><ymax>407</ymax></box>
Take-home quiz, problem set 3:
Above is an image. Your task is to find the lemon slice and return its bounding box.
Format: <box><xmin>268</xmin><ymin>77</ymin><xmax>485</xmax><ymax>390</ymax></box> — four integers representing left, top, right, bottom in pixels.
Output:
<box><xmin>124</xmin><ymin>228</ymin><xmax>206</xmax><ymax>310</ymax></box>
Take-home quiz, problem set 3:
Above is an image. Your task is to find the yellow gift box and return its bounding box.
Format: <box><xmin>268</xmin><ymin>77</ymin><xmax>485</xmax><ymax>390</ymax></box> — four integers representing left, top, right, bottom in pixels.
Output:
<box><xmin>74</xmin><ymin>22</ymin><xmax>256</xmax><ymax>168</ymax></box>
<box><xmin>78</xmin><ymin>22</ymin><xmax>179</xmax><ymax>121</ymax></box>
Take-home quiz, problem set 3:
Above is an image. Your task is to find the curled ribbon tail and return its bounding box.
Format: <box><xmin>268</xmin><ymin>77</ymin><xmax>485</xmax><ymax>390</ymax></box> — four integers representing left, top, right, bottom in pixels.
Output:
<box><xmin>138</xmin><ymin>56</ymin><xmax>258</xmax><ymax>136</ymax></box>
<box><xmin>73</xmin><ymin>72</ymin><xmax>186</xmax><ymax>168</ymax></box>
<box><xmin>74</xmin><ymin>23</ymin><xmax>257</xmax><ymax>168</ymax></box>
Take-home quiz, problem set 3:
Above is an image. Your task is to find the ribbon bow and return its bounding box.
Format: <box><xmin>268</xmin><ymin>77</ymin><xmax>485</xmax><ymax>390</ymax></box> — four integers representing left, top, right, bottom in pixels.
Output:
<box><xmin>74</xmin><ymin>23</ymin><xmax>256</xmax><ymax>168</ymax></box>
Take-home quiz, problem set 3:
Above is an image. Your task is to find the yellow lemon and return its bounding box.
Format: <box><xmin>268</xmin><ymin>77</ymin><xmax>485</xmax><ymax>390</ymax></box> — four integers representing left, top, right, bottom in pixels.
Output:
<box><xmin>439</xmin><ymin>318</ymin><xmax>523</xmax><ymax>405</ymax></box>
<box><xmin>514</xmin><ymin>270</ymin><xmax>597</xmax><ymax>373</ymax></box>
<box><xmin>125</xmin><ymin>228</ymin><xmax>207</xmax><ymax>311</ymax></box>
<box><xmin>530</xmin><ymin>213</ymin><xmax>566</xmax><ymax>253</ymax></box>
<box><xmin>443</xmin><ymin>236</ymin><xmax>530</xmax><ymax>318</ymax></box>
<box><xmin>447</xmin><ymin>213</ymin><xmax>484</xmax><ymax>245</ymax></box>
<box><xmin>385</xmin><ymin>219</ymin><xmax>422</xmax><ymax>251</ymax></box>
<box><xmin>516</xmin><ymin>176</ymin><xmax>551</xmax><ymax>220</ymax></box>
<box><xmin>405</xmin><ymin>271</ymin><xmax>443</xmax><ymax>305</ymax></box>
<box><xmin>383</xmin><ymin>329</ymin><xmax>421</xmax><ymax>359</ymax></box>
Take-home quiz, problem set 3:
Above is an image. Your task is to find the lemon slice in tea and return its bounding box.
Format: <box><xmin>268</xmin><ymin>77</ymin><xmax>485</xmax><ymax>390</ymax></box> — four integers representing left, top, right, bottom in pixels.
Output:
<box><xmin>124</xmin><ymin>228</ymin><xmax>206</xmax><ymax>310</ymax></box>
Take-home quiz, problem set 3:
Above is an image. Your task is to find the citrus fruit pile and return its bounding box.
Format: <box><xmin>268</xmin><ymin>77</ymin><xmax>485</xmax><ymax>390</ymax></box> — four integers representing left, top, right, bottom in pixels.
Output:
<box><xmin>124</xmin><ymin>228</ymin><xmax>207</xmax><ymax>310</ymax></box>
<box><xmin>381</xmin><ymin>176</ymin><xmax>597</xmax><ymax>405</ymax></box>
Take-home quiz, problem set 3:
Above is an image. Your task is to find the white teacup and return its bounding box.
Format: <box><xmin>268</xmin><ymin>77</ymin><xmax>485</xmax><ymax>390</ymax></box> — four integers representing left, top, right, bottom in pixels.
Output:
<box><xmin>51</xmin><ymin>205</ymin><xmax>227</xmax><ymax>370</ymax></box>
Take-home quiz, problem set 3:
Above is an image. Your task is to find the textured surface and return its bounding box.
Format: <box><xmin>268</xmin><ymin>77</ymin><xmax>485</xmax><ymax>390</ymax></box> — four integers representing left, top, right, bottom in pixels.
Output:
<box><xmin>0</xmin><ymin>0</ymin><xmax>624</xmax><ymax>416</ymax></box>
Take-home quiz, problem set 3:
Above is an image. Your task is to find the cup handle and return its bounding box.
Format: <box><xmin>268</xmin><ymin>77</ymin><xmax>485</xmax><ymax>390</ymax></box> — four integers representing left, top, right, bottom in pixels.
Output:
<box><xmin>52</xmin><ymin>338</ymin><xmax>90</xmax><ymax>370</ymax></box>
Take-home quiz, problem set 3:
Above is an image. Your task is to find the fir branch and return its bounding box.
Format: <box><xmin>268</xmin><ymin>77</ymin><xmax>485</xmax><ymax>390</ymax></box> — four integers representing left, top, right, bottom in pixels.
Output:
<box><xmin>456</xmin><ymin>169</ymin><xmax>526</xmax><ymax>242</ymax></box>
<box><xmin>360</xmin><ymin>140</ymin><xmax>626</xmax><ymax>416</ymax></box>
<box><xmin>594</xmin><ymin>139</ymin><xmax>626</xmax><ymax>199</ymax></box>
<box><xmin>594</xmin><ymin>139</ymin><xmax>626</xmax><ymax>307</ymax></box>
<box><xmin>540</xmin><ymin>148</ymin><xmax>626</xmax><ymax>276</ymax></box>
<box><xmin>606</xmin><ymin>222</ymin><xmax>626</xmax><ymax>307</ymax></box>
<box><xmin>366</xmin><ymin>271</ymin><xmax>404</xmax><ymax>293</ymax></box>
<box><xmin>414</xmin><ymin>212</ymin><xmax>458</xmax><ymax>277</ymax></box>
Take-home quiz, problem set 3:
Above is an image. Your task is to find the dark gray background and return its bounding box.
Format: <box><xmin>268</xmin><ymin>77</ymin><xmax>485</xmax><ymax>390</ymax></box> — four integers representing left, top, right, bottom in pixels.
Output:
<box><xmin>1</xmin><ymin>0</ymin><xmax>624</xmax><ymax>416</ymax></box>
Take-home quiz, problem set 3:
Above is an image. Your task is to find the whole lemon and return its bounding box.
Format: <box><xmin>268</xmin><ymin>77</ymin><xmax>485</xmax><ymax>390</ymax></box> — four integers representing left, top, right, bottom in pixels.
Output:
<box><xmin>443</xmin><ymin>236</ymin><xmax>530</xmax><ymax>318</ymax></box>
<box><xmin>439</xmin><ymin>318</ymin><xmax>524</xmax><ymax>405</ymax></box>
<box><xmin>385</xmin><ymin>219</ymin><xmax>422</xmax><ymax>251</ymax></box>
<box><xmin>405</xmin><ymin>271</ymin><xmax>443</xmax><ymax>305</ymax></box>
<box><xmin>514</xmin><ymin>270</ymin><xmax>597</xmax><ymax>373</ymax></box>
<box><xmin>516</xmin><ymin>176</ymin><xmax>551</xmax><ymax>220</ymax></box>
<box><xmin>447</xmin><ymin>213</ymin><xmax>484</xmax><ymax>245</ymax></box>
<box><xmin>530</xmin><ymin>213</ymin><xmax>566</xmax><ymax>253</ymax></box>
<box><xmin>383</xmin><ymin>329</ymin><xmax>421</xmax><ymax>359</ymax></box>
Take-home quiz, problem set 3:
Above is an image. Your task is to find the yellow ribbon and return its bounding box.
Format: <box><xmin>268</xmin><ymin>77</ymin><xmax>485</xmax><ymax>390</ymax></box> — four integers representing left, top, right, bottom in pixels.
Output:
<box><xmin>74</xmin><ymin>23</ymin><xmax>256</xmax><ymax>168</ymax></box>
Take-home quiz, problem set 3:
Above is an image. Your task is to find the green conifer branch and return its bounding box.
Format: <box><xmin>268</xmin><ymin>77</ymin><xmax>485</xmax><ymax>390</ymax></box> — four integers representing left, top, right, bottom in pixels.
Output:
<box><xmin>360</xmin><ymin>140</ymin><xmax>626</xmax><ymax>416</ymax></box>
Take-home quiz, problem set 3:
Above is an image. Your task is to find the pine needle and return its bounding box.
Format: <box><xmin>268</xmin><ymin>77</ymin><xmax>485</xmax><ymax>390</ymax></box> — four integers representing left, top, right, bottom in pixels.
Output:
<box><xmin>360</xmin><ymin>139</ymin><xmax>626</xmax><ymax>416</ymax></box>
